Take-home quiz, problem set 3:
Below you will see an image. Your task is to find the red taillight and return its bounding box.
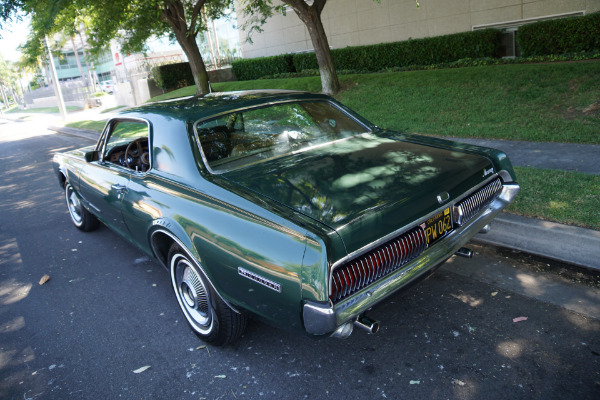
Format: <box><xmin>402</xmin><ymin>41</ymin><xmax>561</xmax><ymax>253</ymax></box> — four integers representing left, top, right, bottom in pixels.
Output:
<box><xmin>329</xmin><ymin>225</ymin><xmax>427</xmax><ymax>303</ymax></box>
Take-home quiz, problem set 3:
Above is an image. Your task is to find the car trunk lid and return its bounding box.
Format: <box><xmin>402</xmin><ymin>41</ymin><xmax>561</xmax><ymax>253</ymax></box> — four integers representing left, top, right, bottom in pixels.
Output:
<box><xmin>222</xmin><ymin>133</ymin><xmax>494</xmax><ymax>255</ymax></box>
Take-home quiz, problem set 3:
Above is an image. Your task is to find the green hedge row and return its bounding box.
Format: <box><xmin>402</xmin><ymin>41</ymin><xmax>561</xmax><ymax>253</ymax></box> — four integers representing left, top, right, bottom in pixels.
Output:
<box><xmin>258</xmin><ymin>51</ymin><xmax>600</xmax><ymax>80</ymax></box>
<box><xmin>517</xmin><ymin>12</ymin><xmax>600</xmax><ymax>56</ymax></box>
<box><xmin>151</xmin><ymin>62</ymin><xmax>195</xmax><ymax>91</ymax></box>
<box><xmin>232</xmin><ymin>29</ymin><xmax>501</xmax><ymax>80</ymax></box>
<box><xmin>231</xmin><ymin>54</ymin><xmax>295</xmax><ymax>81</ymax></box>
<box><xmin>293</xmin><ymin>29</ymin><xmax>501</xmax><ymax>73</ymax></box>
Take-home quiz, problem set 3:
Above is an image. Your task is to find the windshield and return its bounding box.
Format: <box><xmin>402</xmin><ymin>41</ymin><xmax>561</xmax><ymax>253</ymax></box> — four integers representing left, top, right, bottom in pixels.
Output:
<box><xmin>195</xmin><ymin>101</ymin><xmax>369</xmax><ymax>172</ymax></box>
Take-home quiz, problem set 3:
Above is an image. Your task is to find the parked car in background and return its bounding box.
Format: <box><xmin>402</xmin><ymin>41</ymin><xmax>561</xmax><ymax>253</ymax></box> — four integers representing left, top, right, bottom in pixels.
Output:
<box><xmin>100</xmin><ymin>80</ymin><xmax>113</xmax><ymax>93</ymax></box>
<box><xmin>53</xmin><ymin>90</ymin><xmax>519</xmax><ymax>345</ymax></box>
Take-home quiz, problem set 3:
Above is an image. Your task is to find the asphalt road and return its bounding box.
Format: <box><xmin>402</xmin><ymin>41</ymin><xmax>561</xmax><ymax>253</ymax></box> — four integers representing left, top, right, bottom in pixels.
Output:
<box><xmin>1</xmin><ymin>117</ymin><xmax>599</xmax><ymax>400</ymax></box>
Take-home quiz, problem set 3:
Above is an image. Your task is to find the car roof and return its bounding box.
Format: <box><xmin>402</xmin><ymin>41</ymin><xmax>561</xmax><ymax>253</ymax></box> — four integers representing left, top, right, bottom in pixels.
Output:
<box><xmin>116</xmin><ymin>90</ymin><xmax>333</xmax><ymax>123</ymax></box>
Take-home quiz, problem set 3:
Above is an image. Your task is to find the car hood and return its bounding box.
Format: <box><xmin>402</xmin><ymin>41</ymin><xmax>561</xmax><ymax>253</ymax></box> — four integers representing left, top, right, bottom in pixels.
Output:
<box><xmin>222</xmin><ymin>133</ymin><xmax>494</xmax><ymax>255</ymax></box>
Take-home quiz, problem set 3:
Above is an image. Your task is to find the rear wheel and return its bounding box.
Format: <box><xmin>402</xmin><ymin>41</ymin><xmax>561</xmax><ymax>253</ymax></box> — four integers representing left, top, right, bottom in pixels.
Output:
<box><xmin>168</xmin><ymin>244</ymin><xmax>247</xmax><ymax>345</ymax></box>
<box><xmin>65</xmin><ymin>182</ymin><xmax>99</xmax><ymax>232</ymax></box>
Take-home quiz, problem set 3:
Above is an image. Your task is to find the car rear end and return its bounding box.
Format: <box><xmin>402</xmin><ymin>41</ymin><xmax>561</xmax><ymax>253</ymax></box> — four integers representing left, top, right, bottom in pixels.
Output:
<box><xmin>303</xmin><ymin>168</ymin><xmax>518</xmax><ymax>337</ymax></box>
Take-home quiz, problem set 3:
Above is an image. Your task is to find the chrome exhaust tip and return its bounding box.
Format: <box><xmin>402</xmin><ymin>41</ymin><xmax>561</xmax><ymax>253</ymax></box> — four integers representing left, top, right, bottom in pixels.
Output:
<box><xmin>354</xmin><ymin>315</ymin><xmax>380</xmax><ymax>334</ymax></box>
<box><xmin>479</xmin><ymin>224</ymin><xmax>491</xmax><ymax>234</ymax></box>
<box><xmin>330</xmin><ymin>321</ymin><xmax>354</xmax><ymax>339</ymax></box>
<box><xmin>455</xmin><ymin>247</ymin><xmax>473</xmax><ymax>258</ymax></box>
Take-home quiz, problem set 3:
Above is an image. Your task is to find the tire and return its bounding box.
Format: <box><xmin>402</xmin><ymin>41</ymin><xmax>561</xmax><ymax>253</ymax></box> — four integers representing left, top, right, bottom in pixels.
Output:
<box><xmin>168</xmin><ymin>244</ymin><xmax>247</xmax><ymax>346</ymax></box>
<box><xmin>65</xmin><ymin>181</ymin><xmax>100</xmax><ymax>232</ymax></box>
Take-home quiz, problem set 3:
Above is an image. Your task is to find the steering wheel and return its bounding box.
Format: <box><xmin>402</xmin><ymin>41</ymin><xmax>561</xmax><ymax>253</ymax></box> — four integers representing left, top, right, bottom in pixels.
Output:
<box><xmin>125</xmin><ymin>137</ymin><xmax>150</xmax><ymax>170</ymax></box>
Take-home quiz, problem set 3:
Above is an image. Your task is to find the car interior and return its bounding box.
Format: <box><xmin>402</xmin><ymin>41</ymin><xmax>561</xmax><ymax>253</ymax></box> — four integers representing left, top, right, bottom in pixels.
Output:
<box><xmin>103</xmin><ymin>121</ymin><xmax>150</xmax><ymax>172</ymax></box>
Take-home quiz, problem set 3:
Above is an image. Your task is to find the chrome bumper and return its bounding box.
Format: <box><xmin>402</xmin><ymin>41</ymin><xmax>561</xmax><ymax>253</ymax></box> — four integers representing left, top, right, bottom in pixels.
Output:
<box><xmin>303</xmin><ymin>182</ymin><xmax>520</xmax><ymax>335</ymax></box>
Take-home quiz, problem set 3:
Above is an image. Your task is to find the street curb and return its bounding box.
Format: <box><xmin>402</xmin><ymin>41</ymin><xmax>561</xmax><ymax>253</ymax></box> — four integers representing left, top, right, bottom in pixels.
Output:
<box><xmin>49</xmin><ymin>125</ymin><xmax>100</xmax><ymax>142</ymax></box>
<box><xmin>474</xmin><ymin>213</ymin><xmax>600</xmax><ymax>271</ymax></box>
<box><xmin>50</xmin><ymin>125</ymin><xmax>600</xmax><ymax>272</ymax></box>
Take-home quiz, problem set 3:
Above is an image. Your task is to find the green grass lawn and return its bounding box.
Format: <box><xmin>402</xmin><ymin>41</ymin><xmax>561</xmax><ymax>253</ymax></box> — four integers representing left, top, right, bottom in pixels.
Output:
<box><xmin>337</xmin><ymin>62</ymin><xmax>600</xmax><ymax>144</ymax></box>
<box><xmin>507</xmin><ymin>167</ymin><xmax>600</xmax><ymax>230</ymax></box>
<box><xmin>2</xmin><ymin>105</ymin><xmax>19</xmax><ymax>113</ymax></box>
<box><xmin>8</xmin><ymin>105</ymin><xmax>82</xmax><ymax>114</ymax></box>
<box><xmin>66</xmin><ymin>120</ymin><xmax>107</xmax><ymax>131</ymax></box>
<box><xmin>153</xmin><ymin>61</ymin><xmax>600</xmax><ymax>144</ymax></box>
<box><xmin>101</xmin><ymin>105</ymin><xmax>126</xmax><ymax>114</ymax></box>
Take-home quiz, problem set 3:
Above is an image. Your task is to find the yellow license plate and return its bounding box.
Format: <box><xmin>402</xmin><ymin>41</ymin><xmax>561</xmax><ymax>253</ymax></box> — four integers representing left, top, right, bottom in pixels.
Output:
<box><xmin>423</xmin><ymin>208</ymin><xmax>453</xmax><ymax>246</ymax></box>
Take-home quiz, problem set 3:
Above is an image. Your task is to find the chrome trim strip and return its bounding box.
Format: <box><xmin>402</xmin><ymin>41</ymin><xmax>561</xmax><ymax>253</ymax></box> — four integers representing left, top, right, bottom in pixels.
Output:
<box><xmin>499</xmin><ymin>170</ymin><xmax>514</xmax><ymax>183</ymax></box>
<box><xmin>303</xmin><ymin>182</ymin><xmax>519</xmax><ymax>335</ymax></box>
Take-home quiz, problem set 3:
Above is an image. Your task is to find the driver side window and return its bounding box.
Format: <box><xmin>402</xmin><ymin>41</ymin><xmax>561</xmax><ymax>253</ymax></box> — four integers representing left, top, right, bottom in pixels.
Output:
<box><xmin>104</xmin><ymin>120</ymin><xmax>150</xmax><ymax>172</ymax></box>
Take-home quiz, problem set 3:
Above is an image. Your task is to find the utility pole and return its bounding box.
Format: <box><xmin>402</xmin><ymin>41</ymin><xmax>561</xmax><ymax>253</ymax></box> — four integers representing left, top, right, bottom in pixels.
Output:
<box><xmin>45</xmin><ymin>36</ymin><xmax>67</xmax><ymax>120</ymax></box>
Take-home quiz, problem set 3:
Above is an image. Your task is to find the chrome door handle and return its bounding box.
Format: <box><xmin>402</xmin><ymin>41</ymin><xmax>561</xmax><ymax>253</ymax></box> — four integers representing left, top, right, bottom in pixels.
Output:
<box><xmin>111</xmin><ymin>184</ymin><xmax>128</xmax><ymax>200</ymax></box>
<box><xmin>111</xmin><ymin>184</ymin><xmax>127</xmax><ymax>192</ymax></box>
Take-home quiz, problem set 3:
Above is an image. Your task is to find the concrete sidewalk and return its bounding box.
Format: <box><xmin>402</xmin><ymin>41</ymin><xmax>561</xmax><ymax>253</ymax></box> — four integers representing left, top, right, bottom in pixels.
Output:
<box><xmin>447</xmin><ymin>137</ymin><xmax>600</xmax><ymax>175</ymax></box>
<box><xmin>474</xmin><ymin>213</ymin><xmax>600</xmax><ymax>270</ymax></box>
<box><xmin>46</xmin><ymin>124</ymin><xmax>600</xmax><ymax>272</ymax></box>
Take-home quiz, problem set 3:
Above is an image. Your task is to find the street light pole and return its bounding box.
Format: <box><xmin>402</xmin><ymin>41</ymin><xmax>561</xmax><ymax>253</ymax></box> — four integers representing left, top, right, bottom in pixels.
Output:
<box><xmin>45</xmin><ymin>35</ymin><xmax>67</xmax><ymax>120</ymax></box>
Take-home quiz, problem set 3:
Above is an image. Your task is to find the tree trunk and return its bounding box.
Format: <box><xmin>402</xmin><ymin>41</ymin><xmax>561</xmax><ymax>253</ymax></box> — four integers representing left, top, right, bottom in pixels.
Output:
<box><xmin>71</xmin><ymin>36</ymin><xmax>86</xmax><ymax>84</ymax></box>
<box><xmin>0</xmin><ymin>85</ymin><xmax>9</xmax><ymax>108</ymax></box>
<box><xmin>178</xmin><ymin>33</ymin><xmax>211</xmax><ymax>95</ymax></box>
<box><xmin>288</xmin><ymin>2</ymin><xmax>340</xmax><ymax>95</ymax></box>
<box><xmin>162</xmin><ymin>0</ymin><xmax>210</xmax><ymax>95</ymax></box>
<box><xmin>77</xmin><ymin>29</ymin><xmax>97</xmax><ymax>92</ymax></box>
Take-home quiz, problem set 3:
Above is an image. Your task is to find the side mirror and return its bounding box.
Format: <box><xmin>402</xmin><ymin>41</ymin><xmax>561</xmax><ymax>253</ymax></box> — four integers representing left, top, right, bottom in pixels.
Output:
<box><xmin>85</xmin><ymin>150</ymin><xmax>100</xmax><ymax>162</ymax></box>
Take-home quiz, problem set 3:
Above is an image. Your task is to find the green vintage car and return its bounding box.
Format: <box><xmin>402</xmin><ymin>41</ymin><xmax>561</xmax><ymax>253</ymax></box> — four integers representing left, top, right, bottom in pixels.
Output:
<box><xmin>53</xmin><ymin>90</ymin><xmax>519</xmax><ymax>345</ymax></box>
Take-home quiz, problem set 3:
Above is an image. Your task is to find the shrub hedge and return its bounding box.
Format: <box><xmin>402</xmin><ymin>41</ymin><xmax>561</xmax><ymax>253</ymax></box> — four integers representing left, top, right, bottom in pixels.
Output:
<box><xmin>231</xmin><ymin>54</ymin><xmax>295</xmax><ymax>81</ymax></box>
<box><xmin>293</xmin><ymin>29</ymin><xmax>501</xmax><ymax>73</ymax></box>
<box><xmin>256</xmin><ymin>51</ymin><xmax>600</xmax><ymax>80</ymax></box>
<box><xmin>517</xmin><ymin>12</ymin><xmax>600</xmax><ymax>56</ymax></box>
<box><xmin>232</xmin><ymin>29</ymin><xmax>501</xmax><ymax>80</ymax></box>
<box><xmin>151</xmin><ymin>62</ymin><xmax>195</xmax><ymax>91</ymax></box>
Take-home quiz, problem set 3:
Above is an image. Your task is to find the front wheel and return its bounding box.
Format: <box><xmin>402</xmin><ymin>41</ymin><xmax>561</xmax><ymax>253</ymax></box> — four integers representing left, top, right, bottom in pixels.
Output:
<box><xmin>65</xmin><ymin>182</ymin><xmax>99</xmax><ymax>232</ymax></box>
<box><xmin>168</xmin><ymin>244</ymin><xmax>247</xmax><ymax>345</ymax></box>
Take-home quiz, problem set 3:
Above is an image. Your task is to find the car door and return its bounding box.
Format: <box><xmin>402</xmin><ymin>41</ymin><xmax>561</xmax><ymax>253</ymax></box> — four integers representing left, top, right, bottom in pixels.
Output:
<box><xmin>78</xmin><ymin>119</ymin><xmax>150</xmax><ymax>238</ymax></box>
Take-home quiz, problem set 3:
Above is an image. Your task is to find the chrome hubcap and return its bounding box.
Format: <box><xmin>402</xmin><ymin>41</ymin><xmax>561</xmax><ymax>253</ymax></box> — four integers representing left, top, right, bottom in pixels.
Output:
<box><xmin>172</xmin><ymin>256</ymin><xmax>212</xmax><ymax>333</ymax></box>
<box><xmin>66</xmin><ymin>184</ymin><xmax>82</xmax><ymax>225</ymax></box>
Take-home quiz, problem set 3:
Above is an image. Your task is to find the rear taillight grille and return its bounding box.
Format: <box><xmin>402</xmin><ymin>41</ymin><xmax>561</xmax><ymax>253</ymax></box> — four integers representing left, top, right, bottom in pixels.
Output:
<box><xmin>453</xmin><ymin>178</ymin><xmax>503</xmax><ymax>226</ymax></box>
<box><xmin>330</xmin><ymin>226</ymin><xmax>427</xmax><ymax>303</ymax></box>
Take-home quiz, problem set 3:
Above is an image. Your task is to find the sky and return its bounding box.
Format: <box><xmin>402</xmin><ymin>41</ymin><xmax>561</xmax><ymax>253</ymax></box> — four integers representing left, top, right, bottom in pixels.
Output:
<box><xmin>0</xmin><ymin>15</ymin><xmax>31</xmax><ymax>62</ymax></box>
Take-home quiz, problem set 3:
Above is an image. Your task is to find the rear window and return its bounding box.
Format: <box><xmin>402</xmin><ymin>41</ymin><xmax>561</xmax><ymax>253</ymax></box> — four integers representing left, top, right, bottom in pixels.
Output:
<box><xmin>195</xmin><ymin>101</ymin><xmax>367</xmax><ymax>172</ymax></box>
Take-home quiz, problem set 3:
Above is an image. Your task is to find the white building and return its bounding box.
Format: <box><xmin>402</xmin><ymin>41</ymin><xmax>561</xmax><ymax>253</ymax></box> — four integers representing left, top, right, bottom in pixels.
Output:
<box><xmin>235</xmin><ymin>0</ymin><xmax>600</xmax><ymax>59</ymax></box>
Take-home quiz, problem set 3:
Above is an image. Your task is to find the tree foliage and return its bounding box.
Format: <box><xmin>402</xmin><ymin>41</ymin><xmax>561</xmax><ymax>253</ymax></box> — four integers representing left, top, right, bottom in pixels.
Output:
<box><xmin>2</xmin><ymin>0</ymin><xmax>234</xmax><ymax>95</ymax></box>
<box><xmin>0</xmin><ymin>0</ymin><xmax>23</xmax><ymax>33</ymax></box>
<box><xmin>0</xmin><ymin>53</ymin><xmax>22</xmax><ymax>104</ymax></box>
